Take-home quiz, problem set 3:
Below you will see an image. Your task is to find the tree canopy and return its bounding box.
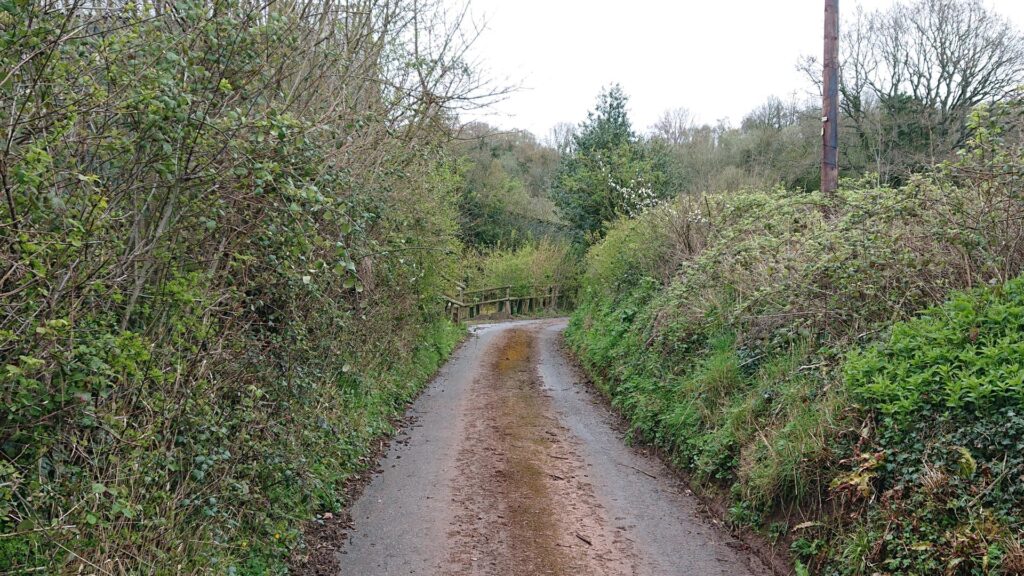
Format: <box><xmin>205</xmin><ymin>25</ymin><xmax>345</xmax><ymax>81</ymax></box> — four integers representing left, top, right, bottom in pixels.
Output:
<box><xmin>453</xmin><ymin>123</ymin><xmax>564</xmax><ymax>249</ymax></box>
<box><xmin>551</xmin><ymin>85</ymin><xmax>669</xmax><ymax>243</ymax></box>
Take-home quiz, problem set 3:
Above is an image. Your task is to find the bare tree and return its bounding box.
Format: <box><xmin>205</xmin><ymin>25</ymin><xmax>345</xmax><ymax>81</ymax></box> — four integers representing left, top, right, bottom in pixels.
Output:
<box><xmin>546</xmin><ymin>122</ymin><xmax>577</xmax><ymax>154</ymax></box>
<box><xmin>800</xmin><ymin>0</ymin><xmax>1024</xmax><ymax>182</ymax></box>
<box><xmin>651</xmin><ymin>107</ymin><xmax>696</xmax><ymax>145</ymax></box>
<box><xmin>866</xmin><ymin>0</ymin><xmax>1024</xmax><ymax>124</ymax></box>
<box><xmin>741</xmin><ymin>97</ymin><xmax>801</xmax><ymax>132</ymax></box>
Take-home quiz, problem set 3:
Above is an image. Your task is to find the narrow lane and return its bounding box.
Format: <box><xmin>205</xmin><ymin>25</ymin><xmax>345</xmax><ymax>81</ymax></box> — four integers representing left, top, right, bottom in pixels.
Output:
<box><xmin>338</xmin><ymin>319</ymin><xmax>770</xmax><ymax>576</ymax></box>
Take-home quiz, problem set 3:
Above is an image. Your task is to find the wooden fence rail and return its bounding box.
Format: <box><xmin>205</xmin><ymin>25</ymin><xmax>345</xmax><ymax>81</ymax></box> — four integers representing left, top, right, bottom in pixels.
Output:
<box><xmin>443</xmin><ymin>284</ymin><xmax>562</xmax><ymax>323</ymax></box>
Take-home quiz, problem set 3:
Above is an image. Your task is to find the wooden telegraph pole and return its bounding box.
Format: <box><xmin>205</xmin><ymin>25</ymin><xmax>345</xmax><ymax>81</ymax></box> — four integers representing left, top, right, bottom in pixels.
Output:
<box><xmin>822</xmin><ymin>0</ymin><xmax>839</xmax><ymax>196</ymax></box>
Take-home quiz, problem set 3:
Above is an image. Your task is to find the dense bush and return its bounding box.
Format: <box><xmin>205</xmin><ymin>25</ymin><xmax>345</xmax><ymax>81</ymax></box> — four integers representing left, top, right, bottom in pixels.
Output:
<box><xmin>468</xmin><ymin>239</ymin><xmax>580</xmax><ymax>302</ymax></box>
<box><xmin>567</xmin><ymin>108</ymin><xmax>1024</xmax><ymax>574</ymax></box>
<box><xmin>0</xmin><ymin>0</ymin><xmax>474</xmax><ymax>572</ymax></box>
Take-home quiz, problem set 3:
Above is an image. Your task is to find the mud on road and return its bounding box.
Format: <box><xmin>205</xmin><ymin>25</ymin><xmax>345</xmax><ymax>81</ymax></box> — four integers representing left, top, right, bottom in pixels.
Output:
<box><xmin>336</xmin><ymin>319</ymin><xmax>770</xmax><ymax>576</ymax></box>
<box><xmin>447</xmin><ymin>329</ymin><xmax>637</xmax><ymax>575</ymax></box>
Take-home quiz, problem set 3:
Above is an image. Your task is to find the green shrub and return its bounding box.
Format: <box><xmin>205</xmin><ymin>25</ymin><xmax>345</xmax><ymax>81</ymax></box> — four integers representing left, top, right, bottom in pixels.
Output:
<box><xmin>0</xmin><ymin>0</ymin><xmax>472</xmax><ymax>572</ymax></box>
<box><xmin>847</xmin><ymin>278</ymin><xmax>1024</xmax><ymax>418</ymax></box>
<box><xmin>581</xmin><ymin>206</ymin><xmax>676</xmax><ymax>299</ymax></box>
<box><xmin>469</xmin><ymin>238</ymin><xmax>580</xmax><ymax>302</ymax></box>
<box><xmin>828</xmin><ymin>278</ymin><xmax>1024</xmax><ymax>575</ymax></box>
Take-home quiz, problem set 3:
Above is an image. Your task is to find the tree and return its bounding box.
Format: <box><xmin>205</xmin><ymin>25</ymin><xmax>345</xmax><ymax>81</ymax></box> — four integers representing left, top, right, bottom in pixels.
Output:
<box><xmin>550</xmin><ymin>85</ymin><xmax>669</xmax><ymax>243</ymax></box>
<box><xmin>454</xmin><ymin>122</ymin><xmax>564</xmax><ymax>248</ymax></box>
<box><xmin>649</xmin><ymin>96</ymin><xmax>820</xmax><ymax>196</ymax></box>
<box><xmin>652</xmin><ymin>107</ymin><xmax>696</xmax><ymax>145</ymax></box>
<box><xmin>801</xmin><ymin>0</ymin><xmax>1024</xmax><ymax>183</ymax></box>
<box><xmin>547</xmin><ymin>122</ymin><xmax>577</xmax><ymax>154</ymax></box>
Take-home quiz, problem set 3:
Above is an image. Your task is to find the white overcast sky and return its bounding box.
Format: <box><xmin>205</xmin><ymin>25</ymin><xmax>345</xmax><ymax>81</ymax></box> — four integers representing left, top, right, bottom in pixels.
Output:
<box><xmin>454</xmin><ymin>0</ymin><xmax>1024</xmax><ymax>139</ymax></box>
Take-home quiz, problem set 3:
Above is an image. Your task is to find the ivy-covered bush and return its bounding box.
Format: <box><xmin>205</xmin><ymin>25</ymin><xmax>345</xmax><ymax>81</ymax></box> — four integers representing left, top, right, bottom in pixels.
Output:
<box><xmin>0</xmin><ymin>0</ymin><xmax>474</xmax><ymax>572</ymax></box>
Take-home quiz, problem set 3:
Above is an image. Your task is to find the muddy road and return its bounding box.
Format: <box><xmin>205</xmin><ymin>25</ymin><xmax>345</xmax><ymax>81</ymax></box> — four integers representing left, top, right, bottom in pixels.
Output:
<box><xmin>337</xmin><ymin>319</ymin><xmax>770</xmax><ymax>576</ymax></box>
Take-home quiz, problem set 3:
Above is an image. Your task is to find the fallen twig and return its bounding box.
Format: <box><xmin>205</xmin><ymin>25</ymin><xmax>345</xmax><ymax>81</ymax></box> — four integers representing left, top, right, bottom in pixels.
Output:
<box><xmin>616</xmin><ymin>462</ymin><xmax>657</xmax><ymax>479</ymax></box>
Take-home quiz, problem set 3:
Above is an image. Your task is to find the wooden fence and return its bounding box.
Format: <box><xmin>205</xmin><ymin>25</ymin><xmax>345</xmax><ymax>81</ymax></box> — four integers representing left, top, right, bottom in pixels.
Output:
<box><xmin>443</xmin><ymin>284</ymin><xmax>563</xmax><ymax>323</ymax></box>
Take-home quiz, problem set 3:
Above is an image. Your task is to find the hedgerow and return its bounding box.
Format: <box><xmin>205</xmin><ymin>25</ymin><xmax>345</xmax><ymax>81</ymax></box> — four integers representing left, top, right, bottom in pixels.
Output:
<box><xmin>566</xmin><ymin>105</ymin><xmax>1024</xmax><ymax>574</ymax></box>
<box><xmin>1</xmin><ymin>0</ymin><xmax>475</xmax><ymax>572</ymax></box>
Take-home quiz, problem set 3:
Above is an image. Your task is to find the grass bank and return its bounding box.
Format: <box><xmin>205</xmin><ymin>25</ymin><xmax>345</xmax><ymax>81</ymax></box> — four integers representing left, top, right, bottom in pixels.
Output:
<box><xmin>566</xmin><ymin>114</ymin><xmax>1024</xmax><ymax>575</ymax></box>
